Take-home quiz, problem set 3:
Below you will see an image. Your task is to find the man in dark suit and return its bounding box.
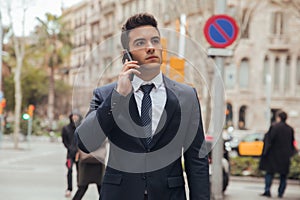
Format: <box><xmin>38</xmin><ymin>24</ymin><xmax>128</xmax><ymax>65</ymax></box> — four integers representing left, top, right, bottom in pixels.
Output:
<box><xmin>259</xmin><ymin>111</ymin><xmax>296</xmax><ymax>198</ymax></box>
<box><xmin>76</xmin><ymin>13</ymin><xmax>209</xmax><ymax>200</ymax></box>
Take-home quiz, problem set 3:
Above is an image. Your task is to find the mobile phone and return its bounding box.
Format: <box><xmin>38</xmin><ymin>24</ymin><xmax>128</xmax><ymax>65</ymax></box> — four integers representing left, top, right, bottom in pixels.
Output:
<box><xmin>123</xmin><ymin>49</ymin><xmax>134</xmax><ymax>81</ymax></box>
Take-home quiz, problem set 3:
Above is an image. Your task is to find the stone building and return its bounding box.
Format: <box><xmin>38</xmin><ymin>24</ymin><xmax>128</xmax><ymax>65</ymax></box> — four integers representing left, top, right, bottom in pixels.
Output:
<box><xmin>61</xmin><ymin>0</ymin><xmax>300</xmax><ymax>135</ymax></box>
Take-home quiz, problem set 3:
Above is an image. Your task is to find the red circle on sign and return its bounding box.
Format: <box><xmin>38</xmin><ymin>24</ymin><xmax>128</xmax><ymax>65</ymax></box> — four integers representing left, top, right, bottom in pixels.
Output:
<box><xmin>204</xmin><ymin>15</ymin><xmax>239</xmax><ymax>48</ymax></box>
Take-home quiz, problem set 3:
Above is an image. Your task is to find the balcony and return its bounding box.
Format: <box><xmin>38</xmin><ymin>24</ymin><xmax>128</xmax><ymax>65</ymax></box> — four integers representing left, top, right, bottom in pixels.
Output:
<box><xmin>268</xmin><ymin>34</ymin><xmax>290</xmax><ymax>50</ymax></box>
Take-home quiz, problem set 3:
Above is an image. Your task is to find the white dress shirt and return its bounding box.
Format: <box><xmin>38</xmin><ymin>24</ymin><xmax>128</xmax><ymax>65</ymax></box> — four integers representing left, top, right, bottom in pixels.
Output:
<box><xmin>131</xmin><ymin>72</ymin><xmax>167</xmax><ymax>135</ymax></box>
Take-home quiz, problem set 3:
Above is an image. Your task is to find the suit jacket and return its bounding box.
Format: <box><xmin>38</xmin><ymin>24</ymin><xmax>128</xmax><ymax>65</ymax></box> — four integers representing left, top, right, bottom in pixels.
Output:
<box><xmin>77</xmin><ymin>75</ymin><xmax>210</xmax><ymax>200</ymax></box>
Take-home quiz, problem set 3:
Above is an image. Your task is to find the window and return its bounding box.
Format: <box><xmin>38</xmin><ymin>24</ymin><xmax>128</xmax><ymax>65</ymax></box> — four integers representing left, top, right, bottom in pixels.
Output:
<box><xmin>241</xmin><ymin>9</ymin><xmax>250</xmax><ymax>38</ymax></box>
<box><xmin>239</xmin><ymin>105</ymin><xmax>247</xmax><ymax>130</ymax></box>
<box><xmin>226</xmin><ymin>103</ymin><xmax>233</xmax><ymax>127</ymax></box>
<box><xmin>297</xmin><ymin>57</ymin><xmax>300</xmax><ymax>85</ymax></box>
<box><xmin>263</xmin><ymin>56</ymin><xmax>269</xmax><ymax>85</ymax></box>
<box><xmin>274</xmin><ymin>57</ymin><xmax>280</xmax><ymax>90</ymax></box>
<box><xmin>271</xmin><ymin>11</ymin><xmax>285</xmax><ymax>35</ymax></box>
<box><xmin>225</xmin><ymin>64</ymin><xmax>236</xmax><ymax>89</ymax></box>
<box><xmin>239</xmin><ymin>58</ymin><xmax>249</xmax><ymax>88</ymax></box>
<box><xmin>284</xmin><ymin>56</ymin><xmax>290</xmax><ymax>90</ymax></box>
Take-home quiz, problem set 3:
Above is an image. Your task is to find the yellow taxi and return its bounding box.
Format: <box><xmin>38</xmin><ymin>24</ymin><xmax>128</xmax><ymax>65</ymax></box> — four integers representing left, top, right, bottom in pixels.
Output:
<box><xmin>238</xmin><ymin>132</ymin><xmax>264</xmax><ymax>156</ymax></box>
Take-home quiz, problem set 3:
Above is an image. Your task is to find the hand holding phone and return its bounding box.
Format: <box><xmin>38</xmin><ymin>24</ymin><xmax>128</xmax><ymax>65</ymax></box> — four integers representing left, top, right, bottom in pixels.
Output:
<box><xmin>123</xmin><ymin>49</ymin><xmax>134</xmax><ymax>81</ymax></box>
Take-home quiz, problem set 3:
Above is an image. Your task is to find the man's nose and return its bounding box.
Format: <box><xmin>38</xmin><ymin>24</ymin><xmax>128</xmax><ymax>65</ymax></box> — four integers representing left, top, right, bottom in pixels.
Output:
<box><xmin>146</xmin><ymin>42</ymin><xmax>155</xmax><ymax>53</ymax></box>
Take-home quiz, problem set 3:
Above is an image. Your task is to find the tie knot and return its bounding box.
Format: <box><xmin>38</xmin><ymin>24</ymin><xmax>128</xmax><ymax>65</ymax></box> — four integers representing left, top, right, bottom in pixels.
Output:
<box><xmin>140</xmin><ymin>84</ymin><xmax>154</xmax><ymax>95</ymax></box>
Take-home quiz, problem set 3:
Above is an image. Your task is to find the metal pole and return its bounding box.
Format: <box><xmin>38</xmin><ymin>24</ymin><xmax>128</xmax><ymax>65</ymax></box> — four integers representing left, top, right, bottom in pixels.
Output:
<box><xmin>27</xmin><ymin>118</ymin><xmax>32</xmax><ymax>149</ymax></box>
<box><xmin>211</xmin><ymin>57</ymin><xmax>225</xmax><ymax>200</ymax></box>
<box><xmin>211</xmin><ymin>1</ymin><xmax>226</xmax><ymax>199</ymax></box>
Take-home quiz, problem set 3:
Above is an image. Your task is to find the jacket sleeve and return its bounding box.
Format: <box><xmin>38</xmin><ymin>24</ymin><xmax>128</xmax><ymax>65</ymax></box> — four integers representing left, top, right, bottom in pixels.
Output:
<box><xmin>62</xmin><ymin>127</ymin><xmax>70</xmax><ymax>150</ymax></box>
<box><xmin>76</xmin><ymin>88</ymin><xmax>108</xmax><ymax>153</ymax></box>
<box><xmin>183</xmin><ymin>89</ymin><xmax>210</xmax><ymax>200</ymax></box>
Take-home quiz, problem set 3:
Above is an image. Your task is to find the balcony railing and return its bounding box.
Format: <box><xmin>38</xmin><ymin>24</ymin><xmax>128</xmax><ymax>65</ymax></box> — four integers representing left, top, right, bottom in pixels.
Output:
<box><xmin>268</xmin><ymin>34</ymin><xmax>290</xmax><ymax>50</ymax></box>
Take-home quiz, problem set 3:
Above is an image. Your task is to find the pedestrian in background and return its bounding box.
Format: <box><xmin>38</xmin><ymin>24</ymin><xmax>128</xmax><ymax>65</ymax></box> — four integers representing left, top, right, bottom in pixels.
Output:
<box><xmin>72</xmin><ymin>141</ymin><xmax>107</xmax><ymax>200</ymax></box>
<box><xmin>62</xmin><ymin>111</ymin><xmax>82</xmax><ymax>198</ymax></box>
<box><xmin>259</xmin><ymin>110</ymin><xmax>296</xmax><ymax>198</ymax></box>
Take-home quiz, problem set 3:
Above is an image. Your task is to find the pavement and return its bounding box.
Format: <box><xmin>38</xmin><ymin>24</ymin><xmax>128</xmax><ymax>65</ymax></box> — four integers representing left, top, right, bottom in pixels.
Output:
<box><xmin>0</xmin><ymin>136</ymin><xmax>299</xmax><ymax>200</ymax></box>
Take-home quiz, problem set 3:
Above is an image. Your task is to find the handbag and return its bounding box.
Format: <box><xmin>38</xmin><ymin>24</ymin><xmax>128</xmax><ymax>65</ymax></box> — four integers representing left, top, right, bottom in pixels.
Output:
<box><xmin>79</xmin><ymin>150</ymin><xmax>100</xmax><ymax>164</ymax></box>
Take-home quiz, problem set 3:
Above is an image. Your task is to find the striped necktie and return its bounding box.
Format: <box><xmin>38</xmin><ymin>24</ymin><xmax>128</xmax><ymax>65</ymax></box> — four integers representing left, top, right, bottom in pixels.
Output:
<box><xmin>140</xmin><ymin>84</ymin><xmax>154</xmax><ymax>146</ymax></box>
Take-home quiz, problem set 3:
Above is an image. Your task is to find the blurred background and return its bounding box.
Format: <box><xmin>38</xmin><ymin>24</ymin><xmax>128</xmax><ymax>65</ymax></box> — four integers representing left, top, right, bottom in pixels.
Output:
<box><xmin>0</xmin><ymin>0</ymin><xmax>299</xmax><ymax>199</ymax></box>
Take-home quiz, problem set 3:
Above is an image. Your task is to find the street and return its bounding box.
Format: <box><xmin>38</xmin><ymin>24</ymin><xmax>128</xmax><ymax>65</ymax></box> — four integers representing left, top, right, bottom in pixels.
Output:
<box><xmin>0</xmin><ymin>137</ymin><xmax>299</xmax><ymax>200</ymax></box>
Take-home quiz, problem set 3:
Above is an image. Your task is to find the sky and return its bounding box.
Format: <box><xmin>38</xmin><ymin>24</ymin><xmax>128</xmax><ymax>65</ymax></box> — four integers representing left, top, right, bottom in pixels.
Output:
<box><xmin>1</xmin><ymin>0</ymin><xmax>83</xmax><ymax>36</ymax></box>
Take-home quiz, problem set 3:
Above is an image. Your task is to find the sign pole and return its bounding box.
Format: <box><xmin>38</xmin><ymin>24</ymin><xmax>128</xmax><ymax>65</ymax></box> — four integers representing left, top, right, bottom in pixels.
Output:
<box><xmin>27</xmin><ymin>117</ymin><xmax>32</xmax><ymax>149</ymax></box>
<box><xmin>203</xmin><ymin>2</ymin><xmax>238</xmax><ymax>198</ymax></box>
<box><xmin>211</xmin><ymin>1</ymin><xmax>227</xmax><ymax>200</ymax></box>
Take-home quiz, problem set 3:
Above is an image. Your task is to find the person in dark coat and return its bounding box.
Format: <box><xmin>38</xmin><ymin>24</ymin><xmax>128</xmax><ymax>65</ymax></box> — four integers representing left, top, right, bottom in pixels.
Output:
<box><xmin>259</xmin><ymin>111</ymin><xmax>296</xmax><ymax>198</ymax></box>
<box><xmin>62</xmin><ymin>111</ymin><xmax>82</xmax><ymax>197</ymax></box>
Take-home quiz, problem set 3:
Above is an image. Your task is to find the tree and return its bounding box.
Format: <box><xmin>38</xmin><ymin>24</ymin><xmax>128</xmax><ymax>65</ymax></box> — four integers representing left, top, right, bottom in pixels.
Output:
<box><xmin>5</xmin><ymin>0</ymin><xmax>28</xmax><ymax>149</ymax></box>
<box><xmin>35</xmin><ymin>13</ymin><xmax>72</xmax><ymax>130</ymax></box>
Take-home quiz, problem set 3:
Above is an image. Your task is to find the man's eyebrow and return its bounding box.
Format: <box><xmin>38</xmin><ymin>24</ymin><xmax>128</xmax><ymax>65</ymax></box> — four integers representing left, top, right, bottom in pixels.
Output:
<box><xmin>152</xmin><ymin>36</ymin><xmax>160</xmax><ymax>40</ymax></box>
<box><xmin>133</xmin><ymin>38</ymin><xmax>146</xmax><ymax>43</ymax></box>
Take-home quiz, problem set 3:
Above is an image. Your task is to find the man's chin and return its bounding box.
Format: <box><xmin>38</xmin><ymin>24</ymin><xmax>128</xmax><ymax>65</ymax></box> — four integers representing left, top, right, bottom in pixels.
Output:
<box><xmin>140</xmin><ymin>63</ymin><xmax>161</xmax><ymax>70</ymax></box>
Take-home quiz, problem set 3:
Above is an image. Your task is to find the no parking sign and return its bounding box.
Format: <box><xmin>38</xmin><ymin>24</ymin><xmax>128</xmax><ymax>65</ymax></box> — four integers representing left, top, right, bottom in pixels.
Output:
<box><xmin>204</xmin><ymin>15</ymin><xmax>239</xmax><ymax>48</ymax></box>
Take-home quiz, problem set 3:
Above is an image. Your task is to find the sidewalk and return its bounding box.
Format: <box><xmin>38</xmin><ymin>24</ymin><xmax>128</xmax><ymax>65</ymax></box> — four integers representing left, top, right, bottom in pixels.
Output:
<box><xmin>0</xmin><ymin>138</ymin><xmax>299</xmax><ymax>200</ymax></box>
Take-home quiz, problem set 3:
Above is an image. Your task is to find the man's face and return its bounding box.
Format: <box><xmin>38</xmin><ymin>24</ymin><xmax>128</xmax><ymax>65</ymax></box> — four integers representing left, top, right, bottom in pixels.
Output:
<box><xmin>128</xmin><ymin>25</ymin><xmax>162</xmax><ymax>71</ymax></box>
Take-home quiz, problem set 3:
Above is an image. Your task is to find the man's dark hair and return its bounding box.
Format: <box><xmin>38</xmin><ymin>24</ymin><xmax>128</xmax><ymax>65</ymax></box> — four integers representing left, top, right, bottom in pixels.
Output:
<box><xmin>121</xmin><ymin>13</ymin><xmax>159</xmax><ymax>50</ymax></box>
<box><xmin>277</xmin><ymin>111</ymin><xmax>288</xmax><ymax>122</ymax></box>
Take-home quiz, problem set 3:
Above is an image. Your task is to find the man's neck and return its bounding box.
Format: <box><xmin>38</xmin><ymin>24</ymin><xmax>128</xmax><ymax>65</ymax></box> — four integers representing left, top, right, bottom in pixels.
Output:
<box><xmin>137</xmin><ymin>69</ymin><xmax>160</xmax><ymax>81</ymax></box>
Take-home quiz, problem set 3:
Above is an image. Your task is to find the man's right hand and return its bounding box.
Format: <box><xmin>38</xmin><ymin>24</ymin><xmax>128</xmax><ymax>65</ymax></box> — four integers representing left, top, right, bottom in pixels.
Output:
<box><xmin>116</xmin><ymin>60</ymin><xmax>140</xmax><ymax>96</ymax></box>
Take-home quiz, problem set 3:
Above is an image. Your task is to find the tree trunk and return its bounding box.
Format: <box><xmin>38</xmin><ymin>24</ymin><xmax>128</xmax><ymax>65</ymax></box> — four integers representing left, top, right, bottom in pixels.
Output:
<box><xmin>47</xmin><ymin>65</ymin><xmax>55</xmax><ymax>130</ymax></box>
<box><xmin>13</xmin><ymin>56</ymin><xmax>23</xmax><ymax>149</ymax></box>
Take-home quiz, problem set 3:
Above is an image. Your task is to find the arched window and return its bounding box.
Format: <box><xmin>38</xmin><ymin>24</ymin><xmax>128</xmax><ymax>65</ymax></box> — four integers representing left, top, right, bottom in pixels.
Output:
<box><xmin>226</xmin><ymin>103</ymin><xmax>233</xmax><ymax>127</ymax></box>
<box><xmin>238</xmin><ymin>105</ymin><xmax>247</xmax><ymax>130</ymax></box>
<box><xmin>263</xmin><ymin>56</ymin><xmax>269</xmax><ymax>85</ymax></box>
<box><xmin>297</xmin><ymin>56</ymin><xmax>300</xmax><ymax>86</ymax></box>
<box><xmin>274</xmin><ymin>57</ymin><xmax>280</xmax><ymax>90</ymax></box>
<box><xmin>239</xmin><ymin>58</ymin><xmax>249</xmax><ymax>88</ymax></box>
<box><xmin>285</xmin><ymin>56</ymin><xmax>290</xmax><ymax>90</ymax></box>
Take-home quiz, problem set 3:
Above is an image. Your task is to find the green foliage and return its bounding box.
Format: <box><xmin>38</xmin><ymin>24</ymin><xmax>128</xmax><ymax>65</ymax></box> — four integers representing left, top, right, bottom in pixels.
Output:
<box><xmin>21</xmin><ymin>66</ymin><xmax>49</xmax><ymax>106</ymax></box>
<box><xmin>230</xmin><ymin>157</ymin><xmax>263</xmax><ymax>177</ymax></box>
<box><xmin>230</xmin><ymin>155</ymin><xmax>300</xmax><ymax>180</ymax></box>
<box><xmin>289</xmin><ymin>155</ymin><xmax>300</xmax><ymax>180</ymax></box>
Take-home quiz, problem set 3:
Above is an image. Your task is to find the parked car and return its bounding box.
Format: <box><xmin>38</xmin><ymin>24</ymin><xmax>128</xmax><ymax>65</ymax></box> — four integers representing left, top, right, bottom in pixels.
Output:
<box><xmin>205</xmin><ymin>135</ymin><xmax>230</xmax><ymax>192</ymax></box>
<box><xmin>238</xmin><ymin>132</ymin><xmax>264</xmax><ymax>156</ymax></box>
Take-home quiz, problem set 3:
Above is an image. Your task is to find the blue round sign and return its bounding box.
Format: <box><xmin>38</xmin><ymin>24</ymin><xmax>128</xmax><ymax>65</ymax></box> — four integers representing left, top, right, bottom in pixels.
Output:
<box><xmin>204</xmin><ymin>15</ymin><xmax>239</xmax><ymax>48</ymax></box>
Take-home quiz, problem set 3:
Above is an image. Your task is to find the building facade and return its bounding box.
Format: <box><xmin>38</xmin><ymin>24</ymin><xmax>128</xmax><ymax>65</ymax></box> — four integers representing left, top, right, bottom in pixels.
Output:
<box><xmin>62</xmin><ymin>0</ymin><xmax>300</xmax><ymax>134</ymax></box>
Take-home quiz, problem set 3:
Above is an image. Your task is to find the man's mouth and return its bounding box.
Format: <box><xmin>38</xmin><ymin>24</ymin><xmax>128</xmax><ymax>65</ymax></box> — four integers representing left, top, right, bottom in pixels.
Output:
<box><xmin>146</xmin><ymin>56</ymin><xmax>158</xmax><ymax>60</ymax></box>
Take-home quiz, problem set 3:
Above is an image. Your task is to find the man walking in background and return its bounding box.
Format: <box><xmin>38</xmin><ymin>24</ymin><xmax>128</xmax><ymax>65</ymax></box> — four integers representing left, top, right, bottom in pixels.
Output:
<box><xmin>259</xmin><ymin>111</ymin><xmax>296</xmax><ymax>198</ymax></box>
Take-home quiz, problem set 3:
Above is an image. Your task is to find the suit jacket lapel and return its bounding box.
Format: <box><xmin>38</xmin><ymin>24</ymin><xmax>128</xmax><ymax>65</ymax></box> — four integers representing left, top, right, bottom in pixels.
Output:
<box><xmin>149</xmin><ymin>76</ymin><xmax>180</xmax><ymax>149</ymax></box>
<box><xmin>128</xmin><ymin>94</ymin><xmax>148</xmax><ymax>148</ymax></box>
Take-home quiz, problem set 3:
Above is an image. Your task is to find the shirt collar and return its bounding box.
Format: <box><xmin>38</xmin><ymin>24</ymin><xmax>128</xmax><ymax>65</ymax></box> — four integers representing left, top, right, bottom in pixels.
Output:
<box><xmin>132</xmin><ymin>72</ymin><xmax>163</xmax><ymax>92</ymax></box>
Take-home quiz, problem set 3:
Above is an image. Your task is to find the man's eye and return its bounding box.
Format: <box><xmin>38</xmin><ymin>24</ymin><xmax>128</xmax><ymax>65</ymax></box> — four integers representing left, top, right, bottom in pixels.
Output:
<box><xmin>135</xmin><ymin>41</ymin><xmax>145</xmax><ymax>46</ymax></box>
<box><xmin>152</xmin><ymin>38</ymin><xmax>160</xmax><ymax>44</ymax></box>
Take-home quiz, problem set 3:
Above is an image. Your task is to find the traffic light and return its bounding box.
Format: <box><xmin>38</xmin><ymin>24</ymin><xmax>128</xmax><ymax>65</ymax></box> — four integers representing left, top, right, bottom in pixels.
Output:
<box><xmin>169</xmin><ymin>56</ymin><xmax>185</xmax><ymax>83</ymax></box>
<box><xmin>28</xmin><ymin>104</ymin><xmax>35</xmax><ymax>117</ymax></box>
<box><xmin>0</xmin><ymin>98</ymin><xmax>6</xmax><ymax>115</ymax></box>
<box><xmin>22</xmin><ymin>113</ymin><xmax>30</xmax><ymax>120</ymax></box>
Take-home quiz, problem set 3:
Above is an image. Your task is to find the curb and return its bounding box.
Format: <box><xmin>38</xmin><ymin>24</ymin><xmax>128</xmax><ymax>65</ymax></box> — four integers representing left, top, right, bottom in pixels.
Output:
<box><xmin>230</xmin><ymin>176</ymin><xmax>300</xmax><ymax>186</ymax></box>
